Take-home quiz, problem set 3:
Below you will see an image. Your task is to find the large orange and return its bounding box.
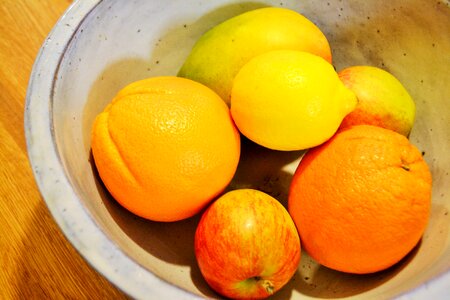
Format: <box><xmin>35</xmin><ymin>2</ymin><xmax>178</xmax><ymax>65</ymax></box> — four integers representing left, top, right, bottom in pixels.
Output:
<box><xmin>288</xmin><ymin>125</ymin><xmax>432</xmax><ymax>274</ymax></box>
<box><xmin>91</xmin><ymin>76</ymin><xmax>240</xmax><ymax>222</ymax></box>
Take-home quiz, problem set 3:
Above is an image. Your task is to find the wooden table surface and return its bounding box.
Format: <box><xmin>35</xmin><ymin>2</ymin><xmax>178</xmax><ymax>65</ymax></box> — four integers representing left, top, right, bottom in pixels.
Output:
<box><xmin>0</xmin><ymin>1</ymin><xmax>128</xmax><ymax>298</ymax></box>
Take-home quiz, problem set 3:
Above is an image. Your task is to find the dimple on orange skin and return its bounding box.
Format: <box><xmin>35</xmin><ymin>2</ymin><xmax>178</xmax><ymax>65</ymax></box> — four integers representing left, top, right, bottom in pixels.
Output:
<box><xmin>195</xmin><ymin>189</ymin><xmax>301</xmax><ymax>299</ymax></box>
<box><xmin>288</xmin><ymin>125</ymin><xmax>432</xmax><ymax>274</ymax></box>
<box><xmin>91</xmin><ymin>76</ymin><xmax>241</xmax><ymax>222</ymax></box>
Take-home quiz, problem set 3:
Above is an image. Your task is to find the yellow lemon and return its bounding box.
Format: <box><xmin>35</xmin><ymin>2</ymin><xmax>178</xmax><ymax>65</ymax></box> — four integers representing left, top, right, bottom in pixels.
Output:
<box><xmin>231</xmin><ymin>50</ymin><xmax>357</xmax><ymax>151</ymax></box>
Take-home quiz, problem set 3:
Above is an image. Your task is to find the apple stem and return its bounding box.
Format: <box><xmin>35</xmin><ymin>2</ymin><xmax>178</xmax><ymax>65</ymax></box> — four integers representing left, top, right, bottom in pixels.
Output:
<box><xmin>260</xmin><ymin>279</ymin><xmax>274</xmax><ymax>295</ymax></box>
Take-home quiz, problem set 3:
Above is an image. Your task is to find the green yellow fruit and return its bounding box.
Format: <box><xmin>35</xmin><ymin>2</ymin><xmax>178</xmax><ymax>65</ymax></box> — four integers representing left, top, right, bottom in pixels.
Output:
<box><xmin>178</xmin><ymin>7</ymin><xmax>332</xmax><ymax>105</ymax></box>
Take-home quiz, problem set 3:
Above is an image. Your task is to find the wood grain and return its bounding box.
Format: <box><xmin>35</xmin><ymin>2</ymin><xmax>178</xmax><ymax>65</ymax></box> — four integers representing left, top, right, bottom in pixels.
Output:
<box><xmin>0</xmin><ymin>1</ymin><xmax>128</xmax><ymax>298</ymax></box>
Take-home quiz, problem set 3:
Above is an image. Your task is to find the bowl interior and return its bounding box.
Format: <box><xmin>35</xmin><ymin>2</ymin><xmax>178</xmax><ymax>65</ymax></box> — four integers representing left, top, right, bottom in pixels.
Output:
<box><xmin>51</xmin><ymin>0</ymin><xmax>450</xmax><ymax>298</ymax></box>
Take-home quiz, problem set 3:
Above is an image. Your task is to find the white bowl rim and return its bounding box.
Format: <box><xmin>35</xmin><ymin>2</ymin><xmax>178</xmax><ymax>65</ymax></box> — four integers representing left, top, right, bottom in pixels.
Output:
<box><xmin>24</xmin><ymin>0</ymin><xmax>450</xmax><ymax>299</ymax></box>
<box><xmin>24</xmin><ymin>0</ymin><xmax>201</xmax><ymax>299</ymax></box>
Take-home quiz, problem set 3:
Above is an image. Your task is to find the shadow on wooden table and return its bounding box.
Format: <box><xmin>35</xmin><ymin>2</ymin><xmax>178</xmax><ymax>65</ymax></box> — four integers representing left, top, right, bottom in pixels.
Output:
<box><xmin>12</xmin><ymin>199</ymin><xmax>128</xmax><ymax>299</ymax></box>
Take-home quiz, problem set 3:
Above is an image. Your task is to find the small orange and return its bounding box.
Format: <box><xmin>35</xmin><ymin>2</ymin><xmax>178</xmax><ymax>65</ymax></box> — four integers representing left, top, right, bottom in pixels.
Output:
<box><xmin>91</xmin><ymin>76</ymin><xmax>240</xmax><ymax>222</ymax></box>
<box><xmin>288</xmin><ymin>125</ymin><xmax>432</xmax><ymax>274</ymax></box>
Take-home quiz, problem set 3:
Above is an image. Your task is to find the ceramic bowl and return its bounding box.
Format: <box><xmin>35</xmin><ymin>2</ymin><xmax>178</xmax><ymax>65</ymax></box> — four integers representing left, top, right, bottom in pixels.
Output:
<box><xmin>25</xmin><ymin>0</ymin><xmax>450</xmax><ymax>298</ymax></box>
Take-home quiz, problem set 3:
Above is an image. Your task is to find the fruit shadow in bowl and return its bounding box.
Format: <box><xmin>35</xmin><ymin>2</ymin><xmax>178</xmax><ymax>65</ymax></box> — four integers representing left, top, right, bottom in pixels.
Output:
<box><xmin>88</xmin><ymin>152</ymin><xmax>210</xmax><ymax>295</ymax></box>
<box><xmin>281</xmin><ymin>245</ymin><xmax>421</xmax><ymax>299</ymax></box>
<box><xmin>87</xmin><ymin>131</ymin><xmax>304</xmax><ymax>297</ymax></box>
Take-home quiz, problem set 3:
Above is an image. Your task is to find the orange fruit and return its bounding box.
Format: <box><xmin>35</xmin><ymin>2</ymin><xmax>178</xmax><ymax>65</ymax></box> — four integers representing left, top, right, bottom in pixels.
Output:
<box><xmin>288</xmin><ymin>125</ymin><xmax>432</xmax><ymax>274</ymax></box>
<box><xmin>91</xmin><ymin>76</ymin><xmax>241</xmax><ymax>222</ymax></box>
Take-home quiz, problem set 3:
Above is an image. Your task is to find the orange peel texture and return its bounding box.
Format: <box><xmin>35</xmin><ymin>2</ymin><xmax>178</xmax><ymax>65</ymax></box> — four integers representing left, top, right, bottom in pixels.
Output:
<box><xmin>91</xmin><ymin>76</ymin><xmax>241</xmax><ymax>222</ymax></box>
<box><xmin>288</xmin><ymin>125</ymin><xmax>432</xmax><ymax>274</ymax></box>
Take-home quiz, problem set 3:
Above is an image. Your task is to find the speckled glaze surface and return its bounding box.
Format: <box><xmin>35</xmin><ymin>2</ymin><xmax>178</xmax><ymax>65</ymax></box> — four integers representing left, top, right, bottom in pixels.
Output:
<box><xmin>25</xmin><ymin>0</ymin><xmax>450</xmax><ymax>299</ymax></box>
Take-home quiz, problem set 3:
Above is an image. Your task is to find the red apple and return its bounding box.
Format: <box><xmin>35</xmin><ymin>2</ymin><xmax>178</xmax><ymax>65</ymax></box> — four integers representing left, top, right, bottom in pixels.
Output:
<box><xmin>338</xmin><ymin>65</ymin><xmax>416</xmax><ymax>136</ymax></box>
<box><xmin>194</xmin><ymin>189</ymin><xmax>301</xmax><ymax>299</ymax></box>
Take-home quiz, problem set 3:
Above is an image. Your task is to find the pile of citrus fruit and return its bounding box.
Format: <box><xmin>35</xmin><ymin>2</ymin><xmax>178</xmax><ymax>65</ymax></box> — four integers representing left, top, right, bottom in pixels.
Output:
<box><xmin>91</xmin><ymin>7</ymin><xmax>432</xmax><ymax>299</ymax></box>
